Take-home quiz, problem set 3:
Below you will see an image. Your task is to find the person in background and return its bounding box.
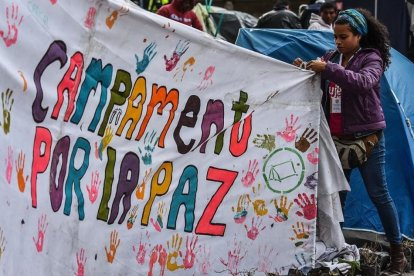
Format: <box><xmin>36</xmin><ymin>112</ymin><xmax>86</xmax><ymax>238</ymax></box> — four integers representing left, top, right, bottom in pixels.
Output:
<box><xmin>224</xmin><ymin>1</ymin><xmax>234</xmax><ymax>10</ymax></box>
<box><xmin>294</xmin><ymin>9</ymin><xmax>407</xmax><ymax>275</ymax></box>
<box><xmin>157</xmin><ymin>0</ymin><xmax>203</xmax><ymax>31</ymax></box>
<box><xmin>255</xmin><ymin>0</ymin><xmax>302</xmax><ymax>29</ymax></box>
<box><xmin>308</xmin><ymin>2</ymin><xmax>337</xmax><ymax>31</ymax></box>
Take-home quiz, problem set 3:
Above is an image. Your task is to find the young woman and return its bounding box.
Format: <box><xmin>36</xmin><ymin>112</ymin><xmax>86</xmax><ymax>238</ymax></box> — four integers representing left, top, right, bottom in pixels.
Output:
<box><xmin>294</xmin><ymin>9</ymin><xmax>407</xmax><ymax>275</ymax></box>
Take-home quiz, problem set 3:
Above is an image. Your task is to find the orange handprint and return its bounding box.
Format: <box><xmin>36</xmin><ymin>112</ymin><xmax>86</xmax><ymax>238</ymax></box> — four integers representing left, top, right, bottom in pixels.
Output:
<box><xmin>136</xmin><ymin>168</ymin><xmax>152</xmax><ymax>200</ymax></box>
<box><xmin>166</xmin><ymin>233</ymin><xmax>184</xmax><ymax>271</ymax></box>
<box><xmin>105</xmin><ymin>230</ymin><xmax>120</xmax><ymax>263</ymax></box>
<box><xmin>15</xmin><ymin>151</ymin><xmax>29</xmax><ymax>192</ymax></box>
<box><xmin>289</xmin><ymin>222</ymin><xmax>310</xmax><ymax>247</ymax></box>
<box><xmin>105</xmin><ymin>6</ymin><xmax>128</xmax><ymax>29</ymax></box>
<box><xmin>269</xmin><ymin>195</ymin><xmax>293</xmax><ymax>222</ymax></box>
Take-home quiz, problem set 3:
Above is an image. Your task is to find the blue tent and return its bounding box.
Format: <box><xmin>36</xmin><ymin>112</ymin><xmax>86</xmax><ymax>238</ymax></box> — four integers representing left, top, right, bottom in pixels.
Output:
<box><xmin>236</xmin><ymin>29</ymin><xmax>414</xmax><ymax>239</ymax></box>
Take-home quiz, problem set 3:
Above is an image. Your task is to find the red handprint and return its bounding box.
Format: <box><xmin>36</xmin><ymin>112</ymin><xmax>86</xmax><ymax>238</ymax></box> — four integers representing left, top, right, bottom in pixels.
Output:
<box><xmin>244</xmin><ymin>217</ymin><xmax>266</xmax><ymax>240</ymax></box>
<box><xmin>219</xmin><ymin>239</ymin><xmax>246</xmax><ymax>275</ymax></box>
<box><xmin>0</xmin><ymin>4</ymin><xmax>23</xmax><ymax>47</ymax></box>
<box><xmin>241</xmin><ymin>159</ymin><xmax>259</xmax><ymax>187</ymax></box>
<box><xmin>183</xmin><ymin>235</ymin><xmax>198</xmax><ymax>269</ymax></box>
<box><xmin>33</xmin><ymin>214</ymin><xmax>48</xmax><ymax>253</ymax></box>
<box><xmin>86</xmin><ymin>171</ymin><xmax>101</xmax><ymax>204</ymax></box>
<box><xmin>294</xmin><ymin>193</ymin><xmax>317</xmax><ymax>220</ymax></box>
<box><xmin>277</xmin><ymin>114</ymin><xmax>300</xmax><ymax>143</ymax></box>
<box><xmin>75</xmin><ymin>248</ymin><xmax>87</xmax><ymax>276</ymax></box>
<box><xmin>164</xmin><ymin>40</ymin><xmax>190</xmax><ymax>71</ymax></box>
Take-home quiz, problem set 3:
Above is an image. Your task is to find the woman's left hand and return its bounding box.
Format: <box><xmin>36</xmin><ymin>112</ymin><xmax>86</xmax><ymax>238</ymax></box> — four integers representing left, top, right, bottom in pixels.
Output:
<box><xmin>306</xmin><ymin>59</ymin><xmax>327</xmax><ymax>73</ymax></box>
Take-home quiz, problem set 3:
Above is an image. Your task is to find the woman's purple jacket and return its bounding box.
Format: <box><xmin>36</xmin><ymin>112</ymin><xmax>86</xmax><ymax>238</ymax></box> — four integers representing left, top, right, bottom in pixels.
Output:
<box><xmin>321</xmin><ymin>48</ymin><xmax>386</xmax><ymax>135</ymax></box>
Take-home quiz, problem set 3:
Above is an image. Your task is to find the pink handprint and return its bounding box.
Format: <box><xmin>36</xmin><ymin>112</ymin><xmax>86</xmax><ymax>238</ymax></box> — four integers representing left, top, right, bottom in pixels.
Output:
<box><xmin>33</xmin><ymin>214</ymin><xmax>48</xmax><ymax>253</ymax></box>
<box><xmin>197</xmin><ymin>66</ymin><xmax>215</xmax><ymax>91</ymax></box>
<box><xmin>4</xmin><ymin>145</ymin><xmax>13</xmax><ymax>184</ymax></box>
<box><xmin>277</xmin><ymin>114</ymin><xmax>300</xmax><ymax>143</ymax></box>
<box><xmin>307</xmin><ymin>147</ymin><xmax>319</xmax><ymax>164</ymax></box>
<box><xmin>294</xmin><ymin>193</ymin><xmax>317</xmax><ymax>220</ymax></box>
<box><xmin>197</xmin><ymin>244</ymin><xmax>211</xmax><ymax>275</ymax></box>
<box><xmin>257</xmin><ymin>245</ymin><xmax>275</xmax><ymax>273</ymax></box>
<box><xmin>244</xmin><ymin>217</ymin><xmax>266</xmax><ymax>240</ymax></box>
<box><xmin>183</xmin><ymin>235</ymin><xmax>198</xmax><ymax>269</ymax></box>
<box><xmin>219</xmin><ymin>239</ymin><xmax>246</xmax><ymax>275</ymax></box>
<box><xmin>132</xmin><ymin>232</ymin><xmax>149</xmax><ymax>265</ymax></box>
<box><xmin>75</xmin><ymin>248</ymin><xmax>87</xmax><ymax>276</ymax></box>
<box><xmin>0</xmin><ymin>4</ymin><xmax>23</xmax><ymax>47</ymax></box>
<box><xmin>86</xmin><ymin>171</ymin><xmax>101</xmax><ymax>204</ymax></box>
<box><xmin>50</xmin><ymin>0</ymin><xmax>57</xmax><ymax>4</ymax></box>
<box><xmin>241</xmin><ymin>159</ymin><xmax>259</xmax><ymax>187</ymax></box>
<box><xmin>84</xmin><ymin>6</ymin><xmax>97</xmax><ymax>29</ymax></box>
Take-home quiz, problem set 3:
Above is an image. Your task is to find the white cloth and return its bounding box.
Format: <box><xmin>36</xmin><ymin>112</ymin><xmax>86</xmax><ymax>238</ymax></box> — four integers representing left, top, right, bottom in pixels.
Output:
<box><xmin>317</xmin><ymin>105</ymin><xmax>350</xmax><ymax>249</ymax></box>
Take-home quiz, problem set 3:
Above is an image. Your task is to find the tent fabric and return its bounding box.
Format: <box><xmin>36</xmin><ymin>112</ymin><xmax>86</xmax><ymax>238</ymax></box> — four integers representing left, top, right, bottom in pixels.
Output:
<box><xmin>236</xmin><ymin>28</ymin><xmax>414</xmax><ymax>239</ymax></box>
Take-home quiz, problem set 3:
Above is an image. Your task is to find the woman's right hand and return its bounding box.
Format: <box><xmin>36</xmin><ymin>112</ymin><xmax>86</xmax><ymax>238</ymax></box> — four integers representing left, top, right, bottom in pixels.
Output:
<box><xmin>293</xmin><ymin>58</ymin><xmax>305</xmax><ymax>68</ymax></box>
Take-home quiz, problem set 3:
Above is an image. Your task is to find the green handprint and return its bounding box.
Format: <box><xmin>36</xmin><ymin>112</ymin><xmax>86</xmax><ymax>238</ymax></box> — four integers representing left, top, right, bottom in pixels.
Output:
<box><xmin>138</xmin><ymin>130</ymin><xmax>159</xmax><ymax>165</ymax></box>
<box><xmin>1</xmin><ymin>89</ymin><xmax>14</xmax><ymax>134</ymax></box>
<box><xmin>253</xmin><ymin>134</ymin><xmax>276</xmax><ymax>152</ymax></box>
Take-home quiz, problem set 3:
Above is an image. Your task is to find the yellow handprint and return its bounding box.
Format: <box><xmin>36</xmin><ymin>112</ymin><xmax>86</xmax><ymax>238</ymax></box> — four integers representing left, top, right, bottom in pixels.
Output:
<box><xmin>136</xmin><ymin>168</ymin><xmax>152</xmax><ymax>200</ymax></box>
<box><xmin>269</xmin><ymin>195</ymin><xmax>293</xmax><ymax>222</ymax></box>
<box><xmin>167</xmin><ymin>233</ymin><xmax>184</xmax><ymax>271</ymax></box>
<box><xmin>231</xmin><ymin>194</ymin><xmax>250</xmax><ymax>224</ymax></box>
<box><xmin>247</xmin><ymin>183</ymin><xmax>269</xmax><ymax>216</ymax></box>
<box><xmin>0</xmin><ymin>228</ymin><xmax>5</xmax><ymax>261</ymax></box>
<box><xmin>95</xmin><ymin>126</ymin><xmax>114</xmax><ymax>160</ymax></box>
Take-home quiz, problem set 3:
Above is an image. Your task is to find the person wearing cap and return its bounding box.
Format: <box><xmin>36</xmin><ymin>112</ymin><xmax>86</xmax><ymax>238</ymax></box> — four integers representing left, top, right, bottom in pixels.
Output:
<box><xmin>294</xmin><ymin>9</ymin><xmax>407</xmax><ymax>275</ymax></box>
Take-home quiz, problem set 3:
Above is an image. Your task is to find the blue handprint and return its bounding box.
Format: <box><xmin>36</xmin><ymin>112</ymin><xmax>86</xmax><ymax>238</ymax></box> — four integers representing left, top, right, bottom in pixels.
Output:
<box><xmin>135</xmin><ymin>42</ymin><xmax>157</xmax><ymax>75</ymax></box>
<box><xmin>139</xmin><ymin>130</ymin><xmax>159</xmax><ymax>165</ymax></box>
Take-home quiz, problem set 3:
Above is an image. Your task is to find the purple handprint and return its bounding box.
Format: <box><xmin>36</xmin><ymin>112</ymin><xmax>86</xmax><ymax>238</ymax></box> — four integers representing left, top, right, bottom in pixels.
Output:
<box><xmin>164</xmin><ymin>40</ymin><xmax>190</xmax><ymax>71</ymax></box>
<box><xmin>0</xmin><ymin>3</ymin><xmax>23</xmax><ymax>47</ymax></box>
<box><xmin>241</xmin><ymin>159</ymin><xmax>259</xmax><ymax>187</ymax></box>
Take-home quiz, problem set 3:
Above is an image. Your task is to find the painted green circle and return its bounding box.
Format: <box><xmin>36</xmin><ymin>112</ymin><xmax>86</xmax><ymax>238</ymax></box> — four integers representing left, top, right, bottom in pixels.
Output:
<box><xmin>262</xmin><ymin>147</ymin><xmax>305</xmax><ymax>194</ymax></box>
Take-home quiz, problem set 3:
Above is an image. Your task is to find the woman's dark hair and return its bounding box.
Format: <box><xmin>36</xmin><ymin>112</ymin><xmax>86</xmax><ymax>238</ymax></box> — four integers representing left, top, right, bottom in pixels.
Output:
<box><xmin>335</xmin><ymin>8</ymin><xmax>391</xmax><ymax>69</ymax></box>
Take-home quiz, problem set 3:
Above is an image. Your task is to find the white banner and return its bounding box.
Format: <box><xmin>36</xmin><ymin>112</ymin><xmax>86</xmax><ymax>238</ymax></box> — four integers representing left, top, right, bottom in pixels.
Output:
<box><xmin>0</xmin><ymin>0</ymin><xmax>321</xmax><ymax>275</ymax></box>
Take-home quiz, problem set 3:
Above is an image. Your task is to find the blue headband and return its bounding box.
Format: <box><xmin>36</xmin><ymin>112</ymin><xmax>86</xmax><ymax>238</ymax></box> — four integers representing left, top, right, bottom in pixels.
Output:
<box><xmin>337</xmin><ymin>9</ymin><xmax>368</xmax><ymax>36</ymax></box>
